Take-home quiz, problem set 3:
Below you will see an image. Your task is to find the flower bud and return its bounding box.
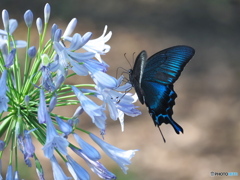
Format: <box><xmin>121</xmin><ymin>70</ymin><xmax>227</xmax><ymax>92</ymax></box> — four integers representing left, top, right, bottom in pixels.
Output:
<box><xmin>2</xmin><ymin>9</ymin><xmax>9</xmax><ymax>32</ymax></box>
<box><xmin>44</xmin><ymin>3</ymin><xmax>51</xmax><ymax>23</ymax></box>
<box><xmin>28</xmin><ymin>46</ymin><xmax>37</xmax><ymax>58</ymax></box>
<box><xmin>24</xmin><ymin>10</ymin><xmax>33</xmax><ymax>27</ymax></box>
<box><xmin>36</xmin><ymin>18</ymin><xmax>43</xmax><ymax>34</ymax></box>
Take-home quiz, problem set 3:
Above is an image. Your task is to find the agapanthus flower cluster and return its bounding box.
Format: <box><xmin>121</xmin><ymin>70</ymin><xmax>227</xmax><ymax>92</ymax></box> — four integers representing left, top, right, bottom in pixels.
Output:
<box><xmin>0</xmin><ymin>3</ymin><xmax>141</xmax><ymax>180</ymax></box>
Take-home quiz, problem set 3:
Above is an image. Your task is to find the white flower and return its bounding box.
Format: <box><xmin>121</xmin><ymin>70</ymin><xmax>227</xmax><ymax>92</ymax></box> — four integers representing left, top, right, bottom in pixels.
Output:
<box><xmin>83</xmin><ymin>25</ymin><xmax>112</xmax><ymax>62</ymax></box>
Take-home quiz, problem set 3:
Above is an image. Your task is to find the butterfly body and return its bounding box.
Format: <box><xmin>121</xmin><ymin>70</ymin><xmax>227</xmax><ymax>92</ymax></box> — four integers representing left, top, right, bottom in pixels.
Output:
<box><xmin>129</xmin><ymin>45</ymin><xmax>195</xmax><ymax>134</ymax></box>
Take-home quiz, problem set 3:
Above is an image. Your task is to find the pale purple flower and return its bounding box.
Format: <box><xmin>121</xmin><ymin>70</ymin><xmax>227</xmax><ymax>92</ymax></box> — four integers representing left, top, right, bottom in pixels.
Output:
<box><xmin>0</xmin><ymin>70</ymin><xmax>9</xmax><ymax>113</ymax></box>
<box><xmin>54</xmin><ymin>30</ymin><xmax>91</xmax><ymax>51</ymax></box>
<box><xmin>48</xmin><ymin>94</ymin><xmax>57</xmax><ymax>112</ymax></box>
<box><xmin>24</xmin><ymin>10</ymin><xmax>33</xmax><ymax>27</ymax></box>
<box><xmin>62</xmin><ymin>18</ymin><xmax>77</xmax><ymax>40</ymax></box>
<box><xmin>69</xmin><ymin>32</ymin><xmax>92</xmax><ymax>49</ymax></box>
<box><xmin>23</xmin><ymin>130</ymin><xmax>35</xmax><ymax>160</ymax></box>
<box><xmin>0</xmin><ymin>140</ymin><xmax>5</xmax><ymax>151</ymax></box>
<box><xmin>36</xmin><ymin>18</ymin><xmax>43</xmax><ymax>34</ymax></box>
<box><xmin>17</xmin><ymin>128</ymin><xmax>36</xmax><ymax>167</ymax></box>
<box><xmin>40</xmin><ymin>65</ymin><xmax>55</xmax><ymax>92</ymax></box>
<box><xmin>0</xmin><ymin>5</ymin><xmax>140</xmax><ymax>180</ymax></box>
<box><xmin>1</xmin><ymin>43</ymin><xmax>7</xmax><ymax>59</ymax></box>
<box><xmin>0</xmin><ymin>24</ymin><xmax>27</xmax><ymax>48</ymax></box>
<box><xmin>53</xmin><ymin>73</ymin><xmax>65</xmax><ymax>89</ymax></box>
<box><xmin>115</xmin><ymin>92</ymin><xmax>141</xmax><ymax>121</ymax></box>
<box><xmin>117</xmin><ymin>95</ymin><xmax>141</xmax><ymax>117</ymax></box>
<box><xmin>71</xmin><ymin>147</ymin><xmax>116</xmax><ymax>180</ymax></box>
<box><xmin>67</xmin><ymin>107</ymin><xmax>83</xmax><ymax>127</ymax></box>
<box><xmin>85</xmin><ymin>63</ymin><xmax>116</xmax><ymax>89</ymax></box>
<box><xmin>0</xmin><ymin>18</ymin><xmax>18</xmax><ymax>35</ymax></box>
<box><xmin>72</xmin><ymin>106</ymin><xmax>84</xmax><ymax>119</ymax></box>
<box><xmin>35</xmin><ymin>157</ymin><xmax>45</xmax><ymax>180</ymax></box>
<box><xmin>53</xmin><ymin>29</ymin><xmax>62</xmax><ymax>42</ymax></box>
<box><xmin>73</xmin><ymin>133</ymin><xmax>100</xmax><ymax>161</ymax></box>
<box><xmin>6</xmin><ymin>165</ymin><xmax>12</xmax><ymax>180</ymax></box>
<box><xmin>83</xmin><ymin>25</ymin><xmax>112</xmax><ymax>62</ymax></box>
<box><xmin>0</xmin><ymin>35</ymin><xmax>7</xmax><ymax>48</ymax></box>
<box><xmin>8</xmin><ymin>19</ymin><xmax>18</xmax><ymax>35</ymax></box>
<box><xmin>72</xmin><ymin>86</ymin><xmax>107</xmax><ymax>130</ymax></box>
<box><xmin>68</xmin><ymin>106</ymin><xmax>83</xmax><ymax>126</ymax></box>
<box><xmin>56</xmin><ymin>116</ymin><xmax>72</xmax><ymax>136</ymax></box>
<box><xmin>84</xmin><ymin>59</ymin><xmax>109</xmax><ymax>72</ymax></box>
<box><xmin>44</xmin><ymin>3</ymin><xmax>51</xmax><ymax>23</ymax></box>
<box><xmin>42</xmin><ymin>113</ymin><xmax>69</xmax><ymax>159</ymax></box>
<box><xmin>70</xmin><ymin>60</ymin><xmax>90</xmax><ymax>76</ymax></box>
<box><xmin>66</xmin><ymin>155</ymin><xmax>90</xmax><ymax>180</ymax></box>
<box><xmin>90</xmin><ymin>133</ymin><xmax>138</xmax><ymax>174</ymax></box>
<box><xmin>49</xmin><ymin>55</ymin><xmax>60</xmax><ymax>72</ymax></box>
<box><xmin>4</xmin><ymin>48</ymin><xmax>16</xmax><ymax>68</ymax></box>
<box><xmin>17</xmin><ymin>130</ymin><xmax>35</xmax><ymax>167</ymax></box>
<box><xmin>95</xmin><ymin>75</ymin><xmax>141</xmax><ymax>131</ymax></box>
<box><xmin>50</xmin><ymin>156</ymin><xmax>71</xmax><ymax>180</ymax></box>
<box><xmin>118</xmin><ymin>110</ymin><xmax>126</xmax><ymax>132</ymax></box>
<box><xmin>67</xmin><ymin>118</ymin><xmax>79</xmax><ymax>128</ymax></box>
<box><xmin>37</xmin><ymin>89</ymin><xmax>49</xmax><ymax>124</ymax></box>
<box><xmin>12</xmin><ymin>40</ymin><xmax>27</xmax><ymax>48</ymax></box>
<box><xmin>28</xmin><ymin>46</ymin><xmax>37</xmax><ymax>58</ymax></box>
<box><xmin>1</xmin><ymin>44</ymin><xmax>16</xmax><ymax>68</ymax></box>
<box><xmin>2</xmin><ymin>10</ymin><xmax>9</xmax><ymax>32</ymax></box>
<box><xmin>53</xmin><ymin>36</ymin><xmax>94</xmax><ymax>76</ymax></box>
<box><xmin>91</xmin><ymin>71</ymin><xmax>117</xmax><ymax>89</ymax></box>
<box><xmin>14</xmin><ymin>171</ymin><xmax>20</xmax><ymax>180</ymax></box>
<box><xmin>51</xmin><ymin>24</ymin><xmax>58</xmax><ymax>41</ymax></box>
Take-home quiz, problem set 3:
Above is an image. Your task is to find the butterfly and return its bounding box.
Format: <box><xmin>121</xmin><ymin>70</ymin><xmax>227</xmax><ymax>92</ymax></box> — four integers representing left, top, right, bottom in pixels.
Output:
<box><xmin>129</xmin><ymin>45</ymin><xmax>195</xmax><ymax>142</ymax></box>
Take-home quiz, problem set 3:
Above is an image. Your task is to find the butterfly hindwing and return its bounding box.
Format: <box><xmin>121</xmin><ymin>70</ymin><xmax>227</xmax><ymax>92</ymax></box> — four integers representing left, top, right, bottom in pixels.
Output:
<box><xmin>141</xmin><ymin>81</ymin><xmax>183</xmax><ymax>134</ymax></box>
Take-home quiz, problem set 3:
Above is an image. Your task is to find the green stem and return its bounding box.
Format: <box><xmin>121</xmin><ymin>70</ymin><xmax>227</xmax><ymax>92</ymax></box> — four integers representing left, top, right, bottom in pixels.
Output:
<box><xmin>0</xmin><ymin>116</ymin><xmax>12</xmax><ymax>136</ymax></box>
<box><xmin>23</xmin><ymin>27</ymin><xmax>31</xmax><ymax>85</ymax></box>
<box><xmin>14</xmin><ymin>131</ymin><xmax>18</xmax><ymax>171</ymax></box>
<box><xmin>56</xmin><ymin>102</ymin><xmax>79</xmax><ymax>106</ymax></box>
<box><xmin>10</xmin><ymin>35</ymin><xmax>22</xmax><ymax>93</ymax></box>
<box><xmin>75</xmin><ymin>127</ymin><xmax>91</xmax><ymax>134</ymax></box>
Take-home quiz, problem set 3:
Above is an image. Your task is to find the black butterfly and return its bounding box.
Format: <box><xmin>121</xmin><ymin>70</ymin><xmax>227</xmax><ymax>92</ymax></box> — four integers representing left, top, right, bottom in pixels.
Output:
<box><xmin>129</xmin><ymin>45</ymin><xmax>195</xmax><ymax>141</ymax></box>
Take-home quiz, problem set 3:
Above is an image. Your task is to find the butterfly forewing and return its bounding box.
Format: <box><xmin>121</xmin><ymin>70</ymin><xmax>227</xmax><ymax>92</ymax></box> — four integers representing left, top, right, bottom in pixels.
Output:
<box><xmin>142</xmin><ymin>46</ymin><xmax>195</xmax><ymax>85</ymax></box>
<box><xmin>129</xmin><ymin>50</ymin><xmax>147</xmax><ymax>104</ymax></box>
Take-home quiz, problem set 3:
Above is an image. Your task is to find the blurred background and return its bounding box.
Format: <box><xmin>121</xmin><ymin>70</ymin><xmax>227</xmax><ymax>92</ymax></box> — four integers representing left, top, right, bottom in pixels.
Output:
<box><xmin>1</xmin><ymin>0</ymin><xmax>240</xmax><ymax>179</ymax></box>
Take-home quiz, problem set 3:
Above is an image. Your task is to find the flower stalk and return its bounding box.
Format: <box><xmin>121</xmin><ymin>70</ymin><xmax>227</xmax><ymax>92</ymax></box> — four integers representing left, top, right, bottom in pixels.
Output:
<box><xmin>0</xmin><ymin>3</ymin><xmax>141</xmax><ymax>179</ymax></box>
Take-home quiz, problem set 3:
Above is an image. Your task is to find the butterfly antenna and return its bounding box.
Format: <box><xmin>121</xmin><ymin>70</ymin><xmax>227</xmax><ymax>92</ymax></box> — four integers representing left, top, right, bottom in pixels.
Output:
<box><xmin>124</xmin><ymin>53</ymin><xmax>132</xmax><ymax>69</ymax></box>
<box><xmin>132</xmin><ymin>52</ymin><xmax>136</xmax><ymax>64</ymax></box>
<box><xmin>157</xmin><ymin>126</ymin><xmax>166</xmax><ymax>143</ymax></box>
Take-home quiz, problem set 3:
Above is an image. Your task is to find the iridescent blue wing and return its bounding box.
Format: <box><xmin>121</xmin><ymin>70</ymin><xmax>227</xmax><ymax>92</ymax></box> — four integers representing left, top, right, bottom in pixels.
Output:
<box><xmin>140</xmin><ymin>46</ymin><xmax>194</xmax><ymax>134</ymax></box>
<box><xmin>142</xmin><ymin>45</ymin><xmax>195</xmax><ymax>85</ymax></box>
<box><xmin>141</xmin><ymin>81</ymin><xmax>183</xmax><ymax>134</ymax></box>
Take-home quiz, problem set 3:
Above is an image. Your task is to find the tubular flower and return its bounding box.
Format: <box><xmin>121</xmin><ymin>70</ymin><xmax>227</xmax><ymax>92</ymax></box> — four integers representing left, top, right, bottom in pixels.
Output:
<box><xmin>0</xmin><ymin>3</ymin><xmax>140</xmax><ymax>180</ymax></box>
<box><xmin>90</xmin><ymin>133</ymin><xmax>138</xmax><ymax>174</ymax></box>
